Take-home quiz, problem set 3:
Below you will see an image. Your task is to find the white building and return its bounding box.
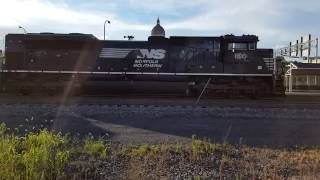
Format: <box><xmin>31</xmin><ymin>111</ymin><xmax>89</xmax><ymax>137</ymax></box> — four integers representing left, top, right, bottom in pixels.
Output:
<box><xmin>285</xmin><ymin>62</ymin><xmax>320</xmax><ymax>91</ymax></box>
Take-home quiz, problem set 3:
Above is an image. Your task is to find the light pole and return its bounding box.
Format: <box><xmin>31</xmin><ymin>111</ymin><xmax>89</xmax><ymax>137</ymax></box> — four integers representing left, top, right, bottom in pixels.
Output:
<box><xmin>104</xmin><ymin>19</ymin><xmax>111</xmax><ymax>40</ymax></box>
<box><xmin>18</xmin><ymin>26</ymin><xmax>27</xmax><ymax>34</ymax></box>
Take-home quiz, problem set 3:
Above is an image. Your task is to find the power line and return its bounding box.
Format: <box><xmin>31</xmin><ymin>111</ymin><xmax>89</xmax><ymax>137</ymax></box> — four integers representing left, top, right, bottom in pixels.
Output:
<box><xmin>275</xmin><ymin>34</ymin><xmax>319</xmax><ymax>63</ymax></box>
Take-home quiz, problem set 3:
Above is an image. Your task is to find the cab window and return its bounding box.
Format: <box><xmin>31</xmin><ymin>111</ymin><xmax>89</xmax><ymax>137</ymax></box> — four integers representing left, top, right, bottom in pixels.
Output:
<box><xmin>228</xmin><ymin>43</ymin><xmax>248</xmax><ymax>51</ymax></box>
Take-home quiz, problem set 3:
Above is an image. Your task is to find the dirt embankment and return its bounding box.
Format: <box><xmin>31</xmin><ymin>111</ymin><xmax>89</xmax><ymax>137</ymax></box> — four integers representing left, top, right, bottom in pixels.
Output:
<box><xmin>1</xmin><ymin>122</ymin><xmax>320</xmax><ymax>180</ymax></box>
<box><xmin>67</xmin><ymin>140</ymin><xmax>320</xmax><ymax>180</ymax></box>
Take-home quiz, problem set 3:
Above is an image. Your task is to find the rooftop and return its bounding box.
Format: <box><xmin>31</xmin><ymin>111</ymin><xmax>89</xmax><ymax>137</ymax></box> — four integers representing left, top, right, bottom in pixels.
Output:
<box><xmin>293</xmin><ymin>62</ymin><xmax>320</xmax><ymax>69</ymax></box>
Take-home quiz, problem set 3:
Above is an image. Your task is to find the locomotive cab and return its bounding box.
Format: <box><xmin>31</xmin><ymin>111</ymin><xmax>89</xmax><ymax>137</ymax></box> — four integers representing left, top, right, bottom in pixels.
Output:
<box><xmin>195</xmin><ymin>34</ymin><xmax>277</xmax><ymax>97</ymax></box>
<box><xmin>222</xmin><ymin>35</ymin><xmax>272</xmax><ymax>74</ymax></box>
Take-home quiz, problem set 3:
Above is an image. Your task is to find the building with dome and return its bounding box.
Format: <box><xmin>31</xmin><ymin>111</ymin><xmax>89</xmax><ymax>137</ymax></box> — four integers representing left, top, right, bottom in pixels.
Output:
<box><xmin>151</xmin><ymin>18</ymin><xmax>165</xmax><ymax>37</ymax></box>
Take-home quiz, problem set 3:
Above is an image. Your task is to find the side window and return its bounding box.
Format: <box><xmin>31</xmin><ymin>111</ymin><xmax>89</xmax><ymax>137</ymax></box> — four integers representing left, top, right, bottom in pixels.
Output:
<box><xmin>213</xmin><ymin>41</ymin><xmax>220</xmax><ymax>51</ymax></box>
<box><xmin>249</xmin><ymin>42</ymin><xmax>256</xmax><ymax>50</ymax></box>
<box><xmin>234</xmin><ymin>43</ymin><xmax>248</xmax><ymax>50</ymax></box>
<box><xmin>228</xmin><ymin>43</ymin><xmax>248</xmax><ymax>51</ymax></box>
<box><xmin>228</xmin><ymin>43</ymin><xmax>234</xmax><ymax>50</ymax></box>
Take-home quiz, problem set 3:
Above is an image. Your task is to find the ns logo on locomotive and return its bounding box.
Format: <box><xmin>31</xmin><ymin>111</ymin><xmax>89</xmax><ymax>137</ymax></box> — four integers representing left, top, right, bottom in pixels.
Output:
<box><xmin>136</xmin><ymin>49</ymin><xmax>166</xmax><ymax>60</ymax></box>
<box><xmin>134</xmin><ymin>49</ymin><xmax>166</xmax><ymax>68</ymax></box>
<box><xmin>0</xmin><ymin>18</ymin><xmax>285</xmax><ymax>97</ymax></box>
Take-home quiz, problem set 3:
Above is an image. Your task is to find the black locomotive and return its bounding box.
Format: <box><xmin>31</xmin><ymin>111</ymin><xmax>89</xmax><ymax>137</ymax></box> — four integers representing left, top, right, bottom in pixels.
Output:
<box><xmin>0</xmin><ymin>21</ymin><xmax>284</xmax><ymax>97</ymax></box>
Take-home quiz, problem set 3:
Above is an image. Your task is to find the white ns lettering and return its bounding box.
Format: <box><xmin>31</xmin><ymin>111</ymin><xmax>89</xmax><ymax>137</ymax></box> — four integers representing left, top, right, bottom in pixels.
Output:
<box><xmin>137</xmin><ymin>49</ymin><xmax>166</xmax><ymax>59</ymax></box>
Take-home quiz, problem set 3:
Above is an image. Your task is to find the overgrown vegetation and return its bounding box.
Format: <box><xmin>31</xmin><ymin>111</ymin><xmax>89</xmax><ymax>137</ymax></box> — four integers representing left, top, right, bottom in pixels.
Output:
<box><xmin>83</xmin><ymin>137</ymin><xmax>108</xmax><ymax>159</ymax></box>
<box><xmin>0</xmin><ymin>123</ymin><xmax>69</xmax><ymax>180</ymax></box>
<box><xmin>1</xmin><ymin>122</ymin><xmax>320</xmax><ymax>179</ymax></box>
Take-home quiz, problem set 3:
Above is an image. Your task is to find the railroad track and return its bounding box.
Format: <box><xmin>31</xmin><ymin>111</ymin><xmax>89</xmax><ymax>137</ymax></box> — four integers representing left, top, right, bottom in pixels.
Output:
<box><xmin>0</xmin><ymin>92</ymin><xmax>320</xmax><ymax>107</ymax></box>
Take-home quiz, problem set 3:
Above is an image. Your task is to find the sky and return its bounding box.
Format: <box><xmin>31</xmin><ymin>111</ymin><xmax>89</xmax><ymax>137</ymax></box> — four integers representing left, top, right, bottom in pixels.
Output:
<box><xmin>0</xmin><ymin>0</ymin><xmax>319</xmax><ymax>52</ymax></box>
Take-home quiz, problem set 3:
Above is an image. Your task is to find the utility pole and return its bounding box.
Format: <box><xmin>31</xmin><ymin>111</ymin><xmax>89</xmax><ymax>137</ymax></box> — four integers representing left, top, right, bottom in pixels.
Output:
<box><xmin>104</xmin><ymin>19</ymin><xmax>111</xmax><ymax>40</ymax></box>
<box><xmin>316</xmin><ymin>38</ymin><xmax>319</xmax><ymax>63</ymax></box>
<box><xmin>307</xmin><ymin>34</ymin><xmax>311</xmax><ymax>63</ymax></box>
<box><xmin>18</xmin><ymin>26</ymin><xmax>27</xmax><ymax>34</ymax></box>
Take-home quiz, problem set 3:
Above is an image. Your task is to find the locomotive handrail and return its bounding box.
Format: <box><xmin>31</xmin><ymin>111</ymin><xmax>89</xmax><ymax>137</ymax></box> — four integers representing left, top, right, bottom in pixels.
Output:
<box><xmin>0</xmin><ymin>70</ymin><xmax>274</xmax><ymax>76</ymax></box>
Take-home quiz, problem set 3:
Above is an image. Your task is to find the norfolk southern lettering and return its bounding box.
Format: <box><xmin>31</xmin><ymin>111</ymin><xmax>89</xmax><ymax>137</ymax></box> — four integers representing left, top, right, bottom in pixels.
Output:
<box><xmin>134</xmin><ymin>49</ymin><xmax>166</xmax><ymax>68</ymax></box>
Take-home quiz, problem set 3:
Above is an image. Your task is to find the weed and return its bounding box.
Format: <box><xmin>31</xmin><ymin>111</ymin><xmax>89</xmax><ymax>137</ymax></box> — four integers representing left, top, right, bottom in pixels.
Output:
<box><xmin>0</xmin><ymin>123</ymin><xmax>69</xmax><ymax>180</ymax></box>
<box><xmin>83</xmin><ymin>137</ymin><xmax>108</xmax><ymax>159</ymax></box>
<box><xmin>219</xmin><ymin>154</ymin><xmax>230</xmax><ymax>179</ymax></box>
<box><xmin>175</xmin><ymin>143</ymin><xmax>183</xmax><ymax>153</ymax></box>
<box><xmin>235</xmin><ymin>173</ymin><xmax>243</xmax><ymax>180</ymax></box>
<box><xmin>149</xmin><ymin>145</ymin><xmax>160</xmax><ymax>158</ymax></box>
<box><xmin>22</xmin><ymin>130</ymin><xmax>70</xmax><ymax>180</ymax></box>
<box><xmin>0</xmin><ymin>124</ymin><xmax>21</xmax><ymax>179</ymax></box>
<box><xmin>193</xmin><ymin>175</ymin><xmax>202</xmax><ymax>180</ymax></box>
<box><xmin>130</xmin><ymin>144</ymin><xmax>149</xmax><ymax>158</ymax></box>
<box><xmin>0</xmin><ymin>123</ymin><xmax>6</xmax><ymax>135</ymax></box>
<box><xmin>190</xmin><ymin>135</ymin><xmax>222</xmax><ymax>160</ymax></box>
